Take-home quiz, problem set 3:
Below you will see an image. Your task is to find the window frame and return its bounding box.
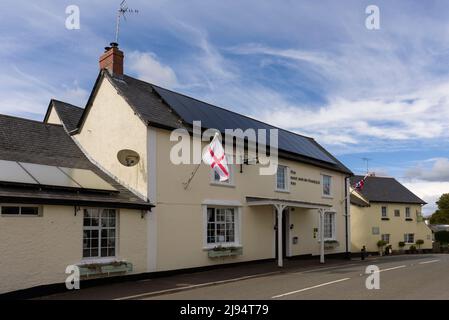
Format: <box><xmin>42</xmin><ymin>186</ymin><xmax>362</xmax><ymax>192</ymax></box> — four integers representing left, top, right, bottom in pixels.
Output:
<box><xmin>321</xmin><ymin>174</ymin><xmax>333</xmax><ymax>198</ymax></box>
<box><xmin>405</xmin><ymin>207</ymin><xmax>411</xmax><ymax>219</ymax></box>
<box><xmin>381</xmin><ymin>206</ymin><xmax>388</xmax><ymax>218</ymax></box>
<box><xmin>323</xmin><ymin>211</ymin><xmax>336</xmax><ymax>241</ymax></box>
<box><xmin>381</xmin><ymin>234</ymin><xmax>390</xmax><ymax>244</ymax></box>
<box><xmin>275</xmin><ymin>165</ymin><xmax>290</xmax><ymax>193</ymax></box>
<box><xmin>203</xmin><ymin>204</ymin><xmax>241</xmax><ymax>249</ymax></box>
<box><xmin>404</xmin><ymin>233</ymin><xmax>415</xmax><ymax>244</ymax></box>
<box><xmin>0</xmin><ymin>204</ymin><xmax>42</xmax><ymax>217</ymax></box>
<box><xmin>82</xmin><ymin>208</ymin><xmax>119</xmax><ymax>260</ymax></box>
<box><xmin>394</xmin><ymin>209</ymin><xmax>400</xmax><ymax>217</ymax></box>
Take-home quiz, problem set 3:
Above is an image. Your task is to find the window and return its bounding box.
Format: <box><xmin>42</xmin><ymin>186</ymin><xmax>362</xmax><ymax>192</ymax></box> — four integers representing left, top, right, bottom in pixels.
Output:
<box><xmin>83</xmin><ymin>208</ymin><xmax>117</xmax><ymax>258</ymax></box>
<box><xmin>207</xmin><ymin>208</ymin><xmax>237</xmax><ymax>245</ymax></box>
<box><xmin>405</xmin><ymin>207</ymin><xmax>411</xmax><ymax>218</ymax></box>
<box><xmin>381</xmin><ymin>234</ymin><xmax>390</xmax><ymax>243</ymax></box>
<box><xmin>211</xmin><ymin>156</ymin><xmax>234</xmax><ymax>186</ymax></box>
<box><xmin>276</xmin><ymin>165</ymin><xmax>288</xmax><ymax>191</ymax></box>
<box><xmin>381</xmin><ymin>206</ymin><xmax>388</xmax><ymax>218</ymax></box>
<box><xmin>322</xmin><ymin>175</ymin><xmax>332</xmax><ymax>196</ymax></box>
<box><xmin>372</xmin><ymin>227</ymin><xmax>380</xmax><ymax>235</ymax></box>
<box><xmin>404</xmin><ymin>233</ymin><xmax>415</xmax><ymax>244</ymax></box>
<box><xmin>1</xmin><ymin>205</ymin><xmax>40</xmax><ymax>216</ymax></box>
<box><xmin>323</xmin><ymin>212</ymin><xmax>336</xmax><ymax>240</ymax></box>
<box><xmin>394</xmin><ymin>209</ymin><xmax>400</xmax><ymax>217</ymax></box>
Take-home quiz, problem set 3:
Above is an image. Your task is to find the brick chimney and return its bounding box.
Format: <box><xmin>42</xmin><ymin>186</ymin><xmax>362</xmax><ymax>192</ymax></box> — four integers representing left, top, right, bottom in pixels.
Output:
<box><xmin>99</xmin><ymin>42</ymin><xmax>124</xmax><ymax>75</ymax></box>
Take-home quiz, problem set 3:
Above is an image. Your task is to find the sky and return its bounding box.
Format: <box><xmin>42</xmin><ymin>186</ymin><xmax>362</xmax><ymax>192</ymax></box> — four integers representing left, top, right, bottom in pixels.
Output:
<box><xmin>1</xmin><ymin>0</ymin><xmax>449</xmax><ymax>215</ymax></box>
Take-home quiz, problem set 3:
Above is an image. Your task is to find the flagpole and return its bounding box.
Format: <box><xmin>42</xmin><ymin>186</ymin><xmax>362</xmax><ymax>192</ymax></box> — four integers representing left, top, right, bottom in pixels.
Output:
<box><xmin>183</xmin><ymin>163</ymin><xmax>201</xmax><ymax>190</ymax></box>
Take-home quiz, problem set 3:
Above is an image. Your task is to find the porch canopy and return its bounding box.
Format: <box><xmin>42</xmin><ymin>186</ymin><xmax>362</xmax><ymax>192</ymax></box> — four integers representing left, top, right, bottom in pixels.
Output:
<box><xmin>246</xmin><ymin>196</ymin><xmax>332</xmax><ymax>267</ymax></box>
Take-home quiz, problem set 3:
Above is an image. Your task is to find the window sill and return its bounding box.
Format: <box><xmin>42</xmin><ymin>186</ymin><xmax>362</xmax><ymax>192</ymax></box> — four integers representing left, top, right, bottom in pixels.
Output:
<box><xmin>79</xmin><ymin>257</ymin><xmax>118</xmax><ymax>265</ymax></box>
<box><xmin>381</xmin><ymin>217</ymin><xmax>390</xmax><ymax>221</ymax></box>
<box><xmin>203</xmin><ymin>244</ymin><xmax>242</xmax><ymax>251</ymax></box>
<box><xmin>322</xmin><ymin>195</ymin><xmax>333</xmax><ymax>199</ymax></box>
<box><xmin>210</xmin><ymin>182</ymin><xmax>235</xmax><ymax>188</ymax></box>
<box><xmin>275</xmin><ymin>189</ymin><xmax>290</xmax><ymax>194</ymax></box>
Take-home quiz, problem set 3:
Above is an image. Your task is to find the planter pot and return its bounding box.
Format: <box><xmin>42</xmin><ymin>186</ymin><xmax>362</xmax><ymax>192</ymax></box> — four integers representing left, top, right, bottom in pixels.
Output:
<box><xmin>79</xmin><ymin>262</ymin><xmax>133</xmax><ymax>277</ymax></box>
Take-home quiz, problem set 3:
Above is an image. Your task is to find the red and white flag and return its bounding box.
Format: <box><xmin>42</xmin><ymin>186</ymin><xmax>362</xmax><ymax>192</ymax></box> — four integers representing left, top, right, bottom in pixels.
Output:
<box><xmin>202</xmin><ymin>133</ymin><xmax>230</xmax><ymax>182</ymax></box>
<box><xmin>354</xmin><ymin>173</ymin><xmax>373</xmax><ymax>191</ymax></box>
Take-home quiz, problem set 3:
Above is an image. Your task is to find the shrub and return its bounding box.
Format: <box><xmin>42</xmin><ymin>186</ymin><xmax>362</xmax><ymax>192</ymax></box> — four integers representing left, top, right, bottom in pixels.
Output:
<box><xmin>416</xmin><ymin>239</ymin><xmax>424</xmax><ymax>249</ymax></box>
<box><xmin>398</xmin><ymin>241</ymin><xmax>405</xmax><ymax>248</ymax></box>
<box><xmin>435</xmin><ymin>231</ymin><xmax>449</xmax><ymax>244</ymax></box>
<box><xmin>409</xmin><ymin>245</ymin><xmax>417</xmax><ymax>252</ymax></box>
<box><xmin>377</xmin><ymin>240</ymin><xmax>387</xmax><ymax>248</ymax></box>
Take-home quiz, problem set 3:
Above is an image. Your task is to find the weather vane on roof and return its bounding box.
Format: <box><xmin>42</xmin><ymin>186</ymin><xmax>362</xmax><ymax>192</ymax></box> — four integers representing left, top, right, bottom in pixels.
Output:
<box><xmin>115</xmin><ymin>0</ymin><xmax>139</xmax><ymax>44</ymax></box>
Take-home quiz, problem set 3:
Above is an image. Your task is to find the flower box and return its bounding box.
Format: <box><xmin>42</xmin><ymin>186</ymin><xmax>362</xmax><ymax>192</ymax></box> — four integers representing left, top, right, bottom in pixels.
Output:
<box><xmin>208</xmin><ymin>247</ymin><xmax>243</xmax><ymax>258</ymax></box>
<box><xmin>79</xmin><ymin>261</ymin><xmax>133</xmax><ymax>277</ymax></box>
<box><xmin>324</xmin><ymin>240</ymin><xmax>340</xmax><ymax>250</ymax></box>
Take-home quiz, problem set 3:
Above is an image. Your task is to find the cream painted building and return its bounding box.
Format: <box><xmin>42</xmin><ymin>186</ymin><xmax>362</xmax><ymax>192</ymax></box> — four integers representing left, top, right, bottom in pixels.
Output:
<box><xmin>1</xmin><ymin>43</ymin><xmax>353</xmax><ymax>295</ymax></box>
<box><xmin>350</xmin><ymin>175</ymin><xmax>432</xmax><ymax>253</ymax></box>
<box><xmin>45</xmin><ymin>44</ymin><xmax>353</xmax><ymax>272</ymax></box>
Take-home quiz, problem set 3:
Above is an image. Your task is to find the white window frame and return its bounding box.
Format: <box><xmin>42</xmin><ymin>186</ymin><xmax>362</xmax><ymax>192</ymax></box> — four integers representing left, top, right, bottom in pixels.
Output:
<box><xmin>202</xmin><ymin>203</ymin><xmax>241</xmax><ymax>249</ymax></box>
<box><xmin>372</xmin><ymin>227</ymin><xmax>380</xmax><ymax>235</ymax></box>
<box><xmin>210</xmin><ymin>155</ymin><xmax>235</xmax><ymax>187</ymax></box>
<box><xmin>82</xmin><ymin>208</ymin><xmax>119</xmax><ymax>260</ymax></box>
<box><xmin>404</xmin><ymin>233</ymin><xmax>415</xmax><ymax>244</ymax></box>
<box><xmin>381</xmin><ymin>234</ymin><xmax>390</xmax><ymax>244</ymax></box>
<box><xmin>321</xmin><ymin>174</ymin><xmax>332</xmax><ymax>198</ymax></box>
<box><xmin>381</xmin><ymin>206</ymin><xmax>388</xmax><ymax>218</ymax></box>
<box><xmin>405</xmin><ymin>207</ymin><xmax>411</xmax><ymax>218</ymax></box>
<box><xmin>275</xmin><ymin>165</ymin><xmax>290</xmax><ymax>192</ymax></box>
<box><xmin>323</xmin><ymin>211</ymin><xmax>336</xmax><ymax>241</ymax></box>
<box><xmin>394</xmin><ymin>209</ymin><xmax>400</xmax><ymax>217</ymax></box>
<box><xmin>0</xmin><ymin>204</ymin><xmax>42</xmax><ymax>217</ymax></box>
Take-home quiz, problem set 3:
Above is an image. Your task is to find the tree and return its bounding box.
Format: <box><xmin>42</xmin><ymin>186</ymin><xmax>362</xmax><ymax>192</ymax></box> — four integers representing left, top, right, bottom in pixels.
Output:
<box><xmin>429</xmin><ymin>194</ymin><xmax>449</xmax><ymax>224</ymax></box>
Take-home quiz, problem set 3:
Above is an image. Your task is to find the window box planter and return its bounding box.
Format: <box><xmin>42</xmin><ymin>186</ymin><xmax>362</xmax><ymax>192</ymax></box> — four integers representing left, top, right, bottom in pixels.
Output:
<box><xmin>381</xmin><ymin>218</ymin><xmax>390</xmax><ymax>221</ymax></box>
<box><xmin>79</xmin><ymin>261</ymin><xmax>133</xmax><ymax>277</ymax></box>
<box><xmin>324</xmin><ymin>240</ymin><xmax>339</xmax><ymax>250</ymax></box>
<box><xmin>405</xmin><ymin>218</ymin><xmax>413</xmax><ymax>221</ymax></box>
<box><xmin>208</xmin><ymin>246</ymin><xmax>243</xmax><ymax>258</ymax></box>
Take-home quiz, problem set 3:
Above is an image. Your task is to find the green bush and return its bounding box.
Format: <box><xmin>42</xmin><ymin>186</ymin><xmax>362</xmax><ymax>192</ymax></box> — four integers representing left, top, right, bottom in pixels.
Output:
<box><xmin>435</xmin><ymin>231</ymin><xmax>449</xmax><ymax>244</ymax></box>
<box><xmin>377</xmin><ymin>240</ymin><xmax>387</xmax><ymax>248</ymax></box>
<box><xmin>415</xmin><ymin>239</ymin><xmax>424</xmax><ymax>249</ymax></box>
<box><xmin>409</xmin><ymin>245</ymin><xmax>417</xmax><ymax>252</ymax></box>
<box><xmin>398</xmin><ymin>241</ymin><xmax>405</xmax><ymax>248</ymax></box>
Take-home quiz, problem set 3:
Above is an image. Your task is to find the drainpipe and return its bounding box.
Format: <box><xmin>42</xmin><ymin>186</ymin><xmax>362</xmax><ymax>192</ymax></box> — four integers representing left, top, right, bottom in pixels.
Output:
<box><xmin>344</xmin><ymin>176</ymin><xmax>351</xmax><ymax>259</ymax></box>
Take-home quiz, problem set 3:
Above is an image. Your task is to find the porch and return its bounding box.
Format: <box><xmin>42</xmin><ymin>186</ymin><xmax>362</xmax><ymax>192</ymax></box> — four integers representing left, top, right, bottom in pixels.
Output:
<box><xmin>246</xmin><ymin>196</ymin><xmax>333</xmax><ymax>267</ymax></box>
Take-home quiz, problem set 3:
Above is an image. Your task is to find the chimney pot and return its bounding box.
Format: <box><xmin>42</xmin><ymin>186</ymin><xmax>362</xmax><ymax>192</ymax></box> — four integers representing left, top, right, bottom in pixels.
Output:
<box><xmin>99</xmin><ymin>43</ymin><xmax>124</xmax><ymax>75</ymax></box>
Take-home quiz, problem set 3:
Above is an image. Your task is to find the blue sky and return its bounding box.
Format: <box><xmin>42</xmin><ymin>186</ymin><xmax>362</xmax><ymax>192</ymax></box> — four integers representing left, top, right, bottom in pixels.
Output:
<box><xmin>1</xmin><ymin>0</ymin><xmax>449</xmax><ymax>214</ymax></box>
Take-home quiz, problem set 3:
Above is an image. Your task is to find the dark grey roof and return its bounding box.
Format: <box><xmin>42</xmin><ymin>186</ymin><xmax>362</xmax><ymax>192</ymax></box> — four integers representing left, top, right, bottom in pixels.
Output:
<box><xmin>47</xmin><ymin>100</ymin><xmax>84</xmax><ymax>132</ymax></box>
<box><xmin>97</xmin><ymin>72</ymin><xmax>351</xmax><ymax>175</ymax></box>
<box><xmin>350</xmin><ymin>175</ymin><xmax>426</xmax><ymax>205</ymax></box>
<box><xmin>0</xmin><ymin>114</ymin><xmax>153</xmax><ymax>210</ymax></box>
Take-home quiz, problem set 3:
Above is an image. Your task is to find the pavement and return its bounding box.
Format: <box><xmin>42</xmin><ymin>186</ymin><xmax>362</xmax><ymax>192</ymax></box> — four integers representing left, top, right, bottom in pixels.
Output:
<box><xmin>37</xmin><ymin>254</ymin><xmax>446</xmax><ymax>300</ymax></box>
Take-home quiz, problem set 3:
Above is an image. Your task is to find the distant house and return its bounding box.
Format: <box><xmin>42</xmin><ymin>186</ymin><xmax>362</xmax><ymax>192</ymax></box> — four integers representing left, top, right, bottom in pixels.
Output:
<box><xmin>350</xmin><ymin>175</ymin><xmax>432</xmax><ymax>253</ymax></box>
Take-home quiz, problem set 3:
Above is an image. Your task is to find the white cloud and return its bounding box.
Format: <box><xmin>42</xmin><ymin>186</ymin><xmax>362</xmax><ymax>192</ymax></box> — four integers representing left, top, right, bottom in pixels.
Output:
<box><xmin>401</xmin><ymin>181</ymin><xmax>449</xmax><ymax>216</ymax></box>
<box><xmin>127</xmin><ymin>51</ymin><xmax>178</xmax><ymax>88</ymax></box>
<box><xmin>405</xmin><ymin>158</ymin><xmax>449</xmax><ymax>182</ymax></box>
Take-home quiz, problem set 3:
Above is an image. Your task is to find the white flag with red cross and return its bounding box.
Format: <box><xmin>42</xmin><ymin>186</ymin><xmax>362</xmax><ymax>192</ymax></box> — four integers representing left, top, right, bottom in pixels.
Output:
<box><xmin>202</xmin><ymin>133</ymin><xmax>230</xmax><ymax>182</ymax></box>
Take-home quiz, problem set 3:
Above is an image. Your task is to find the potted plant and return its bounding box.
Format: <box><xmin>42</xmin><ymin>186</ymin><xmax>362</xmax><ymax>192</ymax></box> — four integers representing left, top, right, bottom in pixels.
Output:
<box><xmin>409</xmin><ymin>245</ymin><xmax>417</xmax><ymax>254</ymax></box>
<box><xmin>398</xmin><ymin>241</ymin><xmax>405</xmax><ymax>254</ymax></box>
<box><xmin>377</xmin><ymin>240</ymin><xmax>387</xmax><ymax>256</ymax></box>
<box><xmin>415</xmin><ymin>239</ymin><xmax>424</xmax><ymax>253</ymax></box>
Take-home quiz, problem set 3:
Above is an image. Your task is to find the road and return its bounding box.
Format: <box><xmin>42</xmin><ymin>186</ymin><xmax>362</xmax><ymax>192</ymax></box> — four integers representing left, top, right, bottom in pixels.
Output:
<box><xmin>142</xmin><ymin>254</ymin><xmax>449</xmax><ymax>300</ymax></box>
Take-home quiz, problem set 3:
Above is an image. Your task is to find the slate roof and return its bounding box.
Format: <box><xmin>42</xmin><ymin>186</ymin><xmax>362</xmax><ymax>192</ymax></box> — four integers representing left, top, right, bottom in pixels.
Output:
<box><xmin>46</xmin><ymin>100</ymin><xmax>84</xmax><ymax>132</ymax></box>
<box><xmin>75</xmin><ymin>71</ymin><xmax>351</xmax><ymax>175</ymax></box>
<box><xmin>350</xmin><ymin>175</ymin><xmax>426</xmax><ymax>205</ymax></box>
<box><xmin>0</xmin><ymin>114</ymin><xmax>153</xmax><ymax>210</ymax></box>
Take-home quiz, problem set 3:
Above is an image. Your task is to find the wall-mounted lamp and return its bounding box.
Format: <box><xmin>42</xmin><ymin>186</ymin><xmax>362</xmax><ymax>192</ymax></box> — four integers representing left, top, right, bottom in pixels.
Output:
<box><xmin>290</xmin><ymin>224</ymin><xmax>294</xmax><ymax>230</ymax></box>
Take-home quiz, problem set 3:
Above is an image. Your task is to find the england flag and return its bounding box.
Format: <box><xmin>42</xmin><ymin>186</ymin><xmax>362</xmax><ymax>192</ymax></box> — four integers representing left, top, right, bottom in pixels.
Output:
<box><xmin>202</xmin><ymin>133</ymin><xmax>230</xmax><ymax>182</ymax></box>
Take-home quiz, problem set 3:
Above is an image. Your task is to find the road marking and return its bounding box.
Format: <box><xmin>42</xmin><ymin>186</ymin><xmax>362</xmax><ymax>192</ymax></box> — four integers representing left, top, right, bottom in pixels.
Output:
<box><xmin>115</xmin><ymin>271</ymin><xmax>280</xmax><ymax>300</ymax></box>
<box><xmin>376</xmin><ymin>265</ymin><xmax>406</xmax><ymax>273</ymax></box>
<box><xmin>297</xmin><ymin>263</ymin><xmax>359</xmax><ymax>274</ymax></box>
<box><xmin>271</xmin><ymin>278</ymin><xmax>351</xmax><ymax>299</ymax></box>
<box><xmin>418</xmin><ymin>259</ymin><xmax>440</xmax><ymax>265</ymax></box>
